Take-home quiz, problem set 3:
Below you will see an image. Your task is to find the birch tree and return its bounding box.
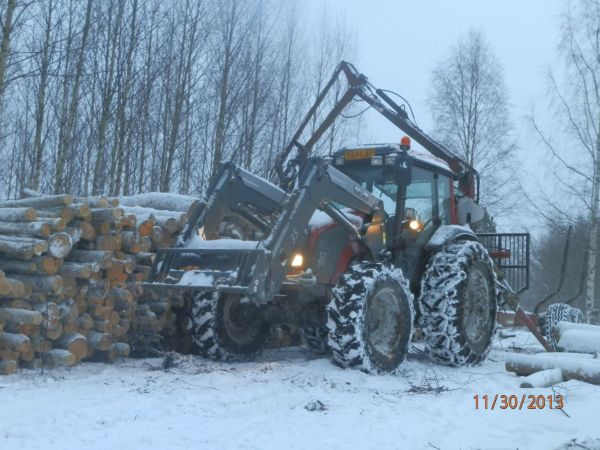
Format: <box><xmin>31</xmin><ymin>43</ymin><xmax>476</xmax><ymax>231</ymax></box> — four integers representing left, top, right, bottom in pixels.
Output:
<box><xmin>532</xmin><ymin>0</ymin><xmax>600</xmax><ymax>323</ymax></box>
<box><xmin>428</xmin><ymin>29</ymin><xmax>517</xmax><ymax>212</ymax></box>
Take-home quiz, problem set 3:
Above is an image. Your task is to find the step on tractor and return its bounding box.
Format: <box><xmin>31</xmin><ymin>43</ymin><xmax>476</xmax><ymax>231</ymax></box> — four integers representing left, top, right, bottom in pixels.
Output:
<box><xmin>147</xmin><ymin>61</ymin><xmax>577</xmax><ymax>373</ymax></box>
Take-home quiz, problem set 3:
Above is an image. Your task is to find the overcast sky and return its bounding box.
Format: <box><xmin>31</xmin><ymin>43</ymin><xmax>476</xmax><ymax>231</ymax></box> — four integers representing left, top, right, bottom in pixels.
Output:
<box><xmin>306</xmin><ymin>0</ymin><xmax>565</xmax><ymax>231</ymax></box>
<box><xmin>307</xmin><ymin>0</ymin><xmax>562</xmax><ymax>137</ymax></box>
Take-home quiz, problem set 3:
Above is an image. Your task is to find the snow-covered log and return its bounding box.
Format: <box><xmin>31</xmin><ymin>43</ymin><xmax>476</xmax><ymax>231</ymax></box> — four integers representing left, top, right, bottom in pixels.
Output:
<box><xmin>58</xmin><ymin>262</ymin><xmax>98</xmax><ymax>279</ymax></box>
<box><xmin>557</xmin><ymin>329</ymin><xmax>600</xmax><ymax>354</ymax></box>
<box><xmin>519</xmin><ymin>368</ymin><xmax>564</xmax><ymax>388</ymax></box>
<box><xmin>86</xmin><ymin>331</ymin><xmax>112</xmax><ymax>351</ymax></box>
<box><xmin>0</xmin><ymin>194</ymin><xmax>73</xmax><ymax>209</ymax></box>
<box><xmin>0</xmin><ymin>255</ymin><xmax>61</xmax><ymax>275</ymax></box>
<box><xmin>0</xmin><ymin>207</ymin><xmax>37</xmax><ymax>221</ymax></box>
<box><xmin>0</xmin><ymin>308</ymin><xmax>43</xmax><ymax>326</ymax></box>
<box><xmin>0</xmin><ymin>235</ymin><xmax>47</xmax><ymax>259</ymax></box>
<box><xmin>55</xmin><ymin>333</ymin><xmax>88</xmax><ymax>360</ymax></box>
<box><xmin>0</xmin><ymin>359</ymin><xmax>17</xmax><ymax>375</ymax></box>
<box><xmin>67</xmin><ymin>250</ymin><xmax>113</xmax><ymax>269</ymax></box>
<box><xmin>9</xmin><ymin>274</ymin><xmax>63</xmax><ymax>295</ymax></box>
<box><xmin>0</xmin><ymin>220</ymin><xmax>51</xmax><ymax>238</ymax></box>
<box><xmin>90</xmin><ymin>207</ymin><xmax>123</xmax><ymax>223</ymax></box>
<box><xmin>20</xmin><ymin>188</ymin><xmax>42</xmax><ymax>198</ymax></box>
<box><xmin>555</xmin><ymin>321</ymin><xmax>600</xmax><ymax>335</ymax></box>
<box><xmin>506</xmin><ymin>353</ymin><xmax>600</xmax><ymax>385</ymax></box>
<box><xmin>42</xmin><ymin>349</ymin><xmax>76</xmax><ymax>367</ymax></box>
<box><xmin>0</xmin><ymin>332</ymin><xmax>31</xmax><ymax>353</ymax></box>
<box><xmin>73</xmin><ymin>196</ymin><xmax>112</xmax><ymax>208</ymax></box>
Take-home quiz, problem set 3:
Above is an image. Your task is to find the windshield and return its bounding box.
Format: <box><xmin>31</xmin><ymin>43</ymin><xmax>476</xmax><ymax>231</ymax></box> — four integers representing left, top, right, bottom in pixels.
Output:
<box><xmin>339</xmin><ymin>164</ymin><xmax>398</xmax><ymax>215</ymax></box>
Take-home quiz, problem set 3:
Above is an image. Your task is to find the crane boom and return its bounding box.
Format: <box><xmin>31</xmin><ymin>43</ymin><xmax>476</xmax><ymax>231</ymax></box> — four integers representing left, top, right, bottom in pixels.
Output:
<box><xmin>275</xmin><ymin>61</ymin><xmax>479</xmax><ymax>199</ymax></box>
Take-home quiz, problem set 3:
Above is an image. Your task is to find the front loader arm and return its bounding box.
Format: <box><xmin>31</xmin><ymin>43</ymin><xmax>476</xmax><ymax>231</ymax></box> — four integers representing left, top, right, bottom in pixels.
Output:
<box><xmin>180</xmin><ymin>162</ymin><xmax>287</xmax><ymax>243</ymax></box>
<box><xmin>150</xmin><ymin>158</ymin><xmax>383</xmax><ymax>305</ymax></box>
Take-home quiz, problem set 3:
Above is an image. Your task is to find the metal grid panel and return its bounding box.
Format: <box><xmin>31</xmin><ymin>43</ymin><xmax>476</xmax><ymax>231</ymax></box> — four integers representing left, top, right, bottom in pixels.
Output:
<box><xmin>478</xmin><ymin>233</ymin><xmax>530</xmax><ymax>294</ymax></box>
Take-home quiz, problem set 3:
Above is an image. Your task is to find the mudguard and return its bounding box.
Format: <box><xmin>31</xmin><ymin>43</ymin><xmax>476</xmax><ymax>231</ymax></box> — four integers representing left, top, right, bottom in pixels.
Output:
<box><xmin>424</xmin><ymin>225</ymin><xmax>477</xmax><ymax>252</ymax></box>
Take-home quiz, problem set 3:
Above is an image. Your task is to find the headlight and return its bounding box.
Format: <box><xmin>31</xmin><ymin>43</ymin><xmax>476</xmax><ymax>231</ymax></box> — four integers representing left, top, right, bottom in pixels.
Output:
<box><xmin>408</xmin><ymin>219</ymin><xmax>422</xmax><ymax>231</ymax></box>
<box><xmin>291</xmin><ymin>253</ymin><xmax>304</xmax><ymax>267</ymax></box>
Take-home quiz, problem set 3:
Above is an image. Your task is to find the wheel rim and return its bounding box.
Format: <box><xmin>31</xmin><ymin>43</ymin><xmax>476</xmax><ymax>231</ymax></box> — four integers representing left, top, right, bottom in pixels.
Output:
<box><xmin>463</xmin><ymin>263</ymin><xmax>493</xmax><ymax>350</ymax></box>
<box><xmin>366</xmin><ymin>287</ymin><xmax>405</xmax><ymax>357</ymax></box>
<box><xmin>222</xmin><ymin>295</ymin><xmax>264</xmax><ymax>345</ymax></box>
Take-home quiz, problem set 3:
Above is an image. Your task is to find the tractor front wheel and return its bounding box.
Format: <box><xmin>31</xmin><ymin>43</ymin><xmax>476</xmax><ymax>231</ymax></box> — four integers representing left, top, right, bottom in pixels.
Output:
<box><xmin>327</xmin><ymin>262</ymin><xmax>414</xmax><ymax>373</ymax></box>
<box><xmin>188</xmin><ymin>291</ymin><xmax>269</xmax><ymax>361</ymax></box>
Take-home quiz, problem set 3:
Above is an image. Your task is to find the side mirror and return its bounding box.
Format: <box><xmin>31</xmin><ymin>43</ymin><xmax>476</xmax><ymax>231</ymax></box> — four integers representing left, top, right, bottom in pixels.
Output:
<box><xmin>394</xmin><ymin>154</ymin><xmax>412</xmax><ymax>185</ymax></box>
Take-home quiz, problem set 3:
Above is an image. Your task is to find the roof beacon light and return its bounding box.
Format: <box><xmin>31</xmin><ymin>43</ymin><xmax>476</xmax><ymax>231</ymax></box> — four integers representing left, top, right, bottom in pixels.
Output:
<box><xmin>400</xmin><ymin>136</ymin><xmax>411</xmax><ymax>150</ymax></box>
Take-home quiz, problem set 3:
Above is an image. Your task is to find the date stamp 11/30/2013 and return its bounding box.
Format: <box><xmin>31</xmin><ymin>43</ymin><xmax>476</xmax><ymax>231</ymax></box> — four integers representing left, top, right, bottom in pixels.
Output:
<box><xmin>473</xmin><ymin>394</ymin><xmax>564</xmax><ymax>410</ymax></box>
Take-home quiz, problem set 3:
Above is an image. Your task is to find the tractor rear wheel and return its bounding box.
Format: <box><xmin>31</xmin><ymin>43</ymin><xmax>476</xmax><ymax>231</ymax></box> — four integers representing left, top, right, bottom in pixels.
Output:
<box><xmin>188</xmin><ymin>291</ymin><xmax>269</xmax><ymax>361</ymax></box>
<box><xmin>420</xmin><ymin>240</ymin><xmax>497</xmax><ymax>366</ymax></box>
<box><xmin>327</xmin><ymin>262</ymin><xmax>413</xmax><ymax>373</ymax></box>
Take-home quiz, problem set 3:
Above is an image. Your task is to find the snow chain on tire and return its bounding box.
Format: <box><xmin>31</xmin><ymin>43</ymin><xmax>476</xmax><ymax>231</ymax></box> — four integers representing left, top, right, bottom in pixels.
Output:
<box><xmin>420</xmin><ymin>240</ymin><xmax>498</xmax><ymax>366</ymax></box>
<box><xmin>188</xmin><ymin>291</ymin><xmax>269</xmax><ymax>362</ymax></box>
<box><xmin>539</xmin><ymin>303</ymin><xmax>584</xmax><ymax>350</ymax></box>
<box><xmin>327</xmin><ymin>262</ymin><xmax>414</xmax><ymax>374</ymax></box>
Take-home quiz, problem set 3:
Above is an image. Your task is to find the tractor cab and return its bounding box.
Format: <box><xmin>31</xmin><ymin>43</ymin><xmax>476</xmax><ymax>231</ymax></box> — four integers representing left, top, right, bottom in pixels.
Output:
<box><xmin>330</xmin><ymin>139</ymin><xmax>463</xmax><ymax>280</ymax></box>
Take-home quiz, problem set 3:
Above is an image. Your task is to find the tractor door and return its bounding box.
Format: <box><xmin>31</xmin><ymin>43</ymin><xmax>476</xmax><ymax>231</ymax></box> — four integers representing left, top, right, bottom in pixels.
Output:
<box><xmin>395</xmin><ymin>166</ymin><xmax>452</xmax><ymax>280</ymax></box>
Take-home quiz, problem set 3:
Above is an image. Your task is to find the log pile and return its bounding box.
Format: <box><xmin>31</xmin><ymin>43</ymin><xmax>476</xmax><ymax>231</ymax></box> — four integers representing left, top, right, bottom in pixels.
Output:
<box><xmin>0</xmin><ymin>191</ymin><xmax>198</xmax><ymax>374</ymax></box>
<box><xmin>506</xmin><ymin>321</ymin><xmax>600</xmax><ymax>387</ymax></box>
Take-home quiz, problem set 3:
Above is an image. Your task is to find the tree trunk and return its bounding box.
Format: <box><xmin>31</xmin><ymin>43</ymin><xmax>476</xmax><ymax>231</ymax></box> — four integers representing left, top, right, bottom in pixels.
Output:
<box><xmin>32</xmin><ymin>0</ymin><xmax>54</xmax><ymax>191</ymax></box>
<box><xmin>55</xmin><ymin>0</ymin><xmax>93</xmax><ymax>194</ymax></box>
<box><xmin>586</xmin><ymin>131</ymin><xmax>600</xmax><ymax>324</ymax></box>
<box><xmin>0</xmin><ymin>0</ymin><xmax>16</xmax><ymax>106</ymax></box>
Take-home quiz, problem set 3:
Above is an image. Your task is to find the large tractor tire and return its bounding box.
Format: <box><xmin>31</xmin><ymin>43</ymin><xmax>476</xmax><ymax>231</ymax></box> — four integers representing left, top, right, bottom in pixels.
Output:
<box><xmin>327</xmin><ymin>262</ymin><xmax>414</xmax><ymax>373</ymax></box>
<box><xmin>420</xmin><ymin>240</ymin><xmax>497</xmax><ymax>366</ymax></box>
<box><xmin>188</xmin><ymin>291</ymin><xmax>269</xmax><ymax>362</ymax></box>
<box><xmin>539</xmin><ymin>303</ymin><xmax>584</xmax><ymax>350</ymax></box>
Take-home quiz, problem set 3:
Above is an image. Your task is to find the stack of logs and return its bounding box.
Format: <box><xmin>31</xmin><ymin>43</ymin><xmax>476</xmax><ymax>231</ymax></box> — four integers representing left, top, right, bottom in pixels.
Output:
<box><xmin>0</xmin><ymin>192</ymin><xmax>197</xmax><ymax>374</ymax></box>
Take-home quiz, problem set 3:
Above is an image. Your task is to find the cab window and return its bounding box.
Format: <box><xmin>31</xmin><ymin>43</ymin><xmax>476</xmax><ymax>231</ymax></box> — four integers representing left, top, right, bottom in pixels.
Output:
<box><xmin>438</xmin><ymin>174</ymin><xmax>452</xmax><ymax>224</ymax></box>
<box><xmin>404</xmin><ymin>167</ymin><xmax>434</xmax><ymax>229</ymax></box>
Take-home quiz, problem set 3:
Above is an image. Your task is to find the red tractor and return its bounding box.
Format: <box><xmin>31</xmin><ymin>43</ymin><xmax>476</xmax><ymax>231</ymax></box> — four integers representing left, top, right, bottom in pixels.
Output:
<box><xmin>147</xmin><ymin>61</ymin><xmax>557</xmax><ymax>373</ymax></box>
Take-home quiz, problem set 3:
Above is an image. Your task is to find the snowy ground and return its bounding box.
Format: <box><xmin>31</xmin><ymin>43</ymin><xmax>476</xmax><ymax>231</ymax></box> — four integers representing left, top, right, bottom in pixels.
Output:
<box><xmin>1</xmin><ymin>330</ymin><xmax>599</xmax><ymax>450</ymax></box>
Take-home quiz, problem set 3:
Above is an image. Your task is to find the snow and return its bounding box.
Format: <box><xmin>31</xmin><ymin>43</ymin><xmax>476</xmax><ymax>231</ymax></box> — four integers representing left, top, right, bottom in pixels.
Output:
<box><xmin>342</xmin><ymin>143</ymin><xmax>451</xmax><ymax>172</ymax></box>
<box><xmin>556</xmin><ymin>321</ymin><xmax>600</xmax><ymax>335</ymax></box>
<box><xmin>520</xmin><ymin>368</ymin><xmax>563</xmax><ymax>388</ymax></box>
<box><xmin>1</xmin><ymin>330</ymin><xmax>599</xmax><ymax>449</ymax></box>
<box><xmin>308</xmin><ymin>209</ymin><xmax>363</xmax><ymax>229</ymax></box>
<box><xmin>185</xmin><ymin>234</ymin><xmax>261</xmax><ymax>250</ymax></box>
<box><xmin>119</xmin><ymin>193</ymin><xmax>198</xmax><ymax>212</ymax></box>
<box><xmin>407</xmin><ymin>149</ymin><xmax>452</xmax><ymax>172</ymax></box>
<box><xmin>178</xmin><ymin>271</ymin><xmax>216</xmax><ymax>287</ymax></box>
<box><xmin>426</xmin><ymin>224</ymin><xmax>474</xmax><ymax>249</ymax></box>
